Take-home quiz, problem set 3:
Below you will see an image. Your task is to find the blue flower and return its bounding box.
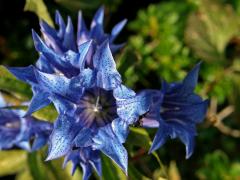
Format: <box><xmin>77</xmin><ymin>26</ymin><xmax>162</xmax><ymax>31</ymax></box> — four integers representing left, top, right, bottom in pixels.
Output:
<box><xmin>35</xmin><ymin>41</ymin><xmax>150</xmax><ymax>175</ymax></box>
<box><xmin>141</xmin><ymin>63</ymin><xmax>208</xmax><ymax>158</ymax></box>
<box><xmin>0</xmin><ymin>94</ymin><xmax>53</xmax><ymax>151</ymax></box>
<box><xmin>7</xmin><ymin>7</ymin><xmax>127</xmax><ymax>117</ymax></box>
<box><xmin>40</xmin><ymin>6</ymin><xmax>126</xmax><ymax>54</ymax></box>
<box><xmin>63</xmin><ymin>147</ymin><xmax>101</xmax><ymax>180</ymax></box>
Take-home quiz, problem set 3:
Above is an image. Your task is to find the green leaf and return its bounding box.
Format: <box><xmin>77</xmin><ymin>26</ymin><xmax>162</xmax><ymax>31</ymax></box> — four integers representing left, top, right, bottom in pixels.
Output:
<box><xmin>127</xmin><ymin>127</ymin><xmax>151</xmax><ymax>149</ymax></box>
<box><xmin>185</xmin><ymin>0</ymin><xmax>240</xmax><ymax>62</ymax></box>
<box><xmin>0</xmin><ymin>66</ymin><xmax>32</xmax><ymax>100</ymax></box>
<box><xmin>101</xmin><ymin>154</ymin><xmax>127</xmax><ymax>180</ymax></box>
<box><xmin>128</xmin><ymin>163</ymin><xmax>151</xmax><ymax>180</ymax></box>
<box><xmin>27</xmin><ymin>150</ymin><xmax>82</xmax><ymax>180</ymax></box>
<box><xmin>32</xmin><ymin>104</ymin><xmax>58</xmax><ymax>122</ymax></box>
<box><xmin>24</xmin><ymin>0</ymin><xmax>54</xmax><ymax>27</ymax></box>
<box><xmin>0</xmin><ymin>150</ymin><xmax>27</xmax><ymax>176</ymax></box>
<box><xmin>27</xmin><ymin>151</ymin><xmax>48</xmax><ymax>180</ymax></box>
<box><xmin>16</xmin><ymin>170</ymin><xmax>33</xmax><ymax>180</ymax></box>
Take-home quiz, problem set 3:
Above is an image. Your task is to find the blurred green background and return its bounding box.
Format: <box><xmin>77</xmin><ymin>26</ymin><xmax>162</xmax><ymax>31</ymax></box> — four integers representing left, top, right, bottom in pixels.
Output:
<box><xmin>1</xmin><ymin>0</ymin><xmax>240</xmax><ymax>179</ymax></box>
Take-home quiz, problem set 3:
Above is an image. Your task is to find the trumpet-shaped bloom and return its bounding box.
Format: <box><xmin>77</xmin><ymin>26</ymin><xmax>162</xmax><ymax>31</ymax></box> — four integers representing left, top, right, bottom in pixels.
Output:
<box><xmin>0</xmin><ymin>95</ymin><xmax>52</xmax><ymax>151</ymax></box>
<box><xmin>141</xmin><ymin>63</ymin><xmax>208</xmax><ymax>158</ymax></box>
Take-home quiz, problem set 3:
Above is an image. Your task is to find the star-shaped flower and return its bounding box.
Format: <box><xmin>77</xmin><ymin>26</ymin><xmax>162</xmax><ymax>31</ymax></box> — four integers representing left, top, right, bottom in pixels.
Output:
<box><xmin>7</xmin><ymin>6</ymin><xmax>127</xmax><ymax>117</ymax></box>
<box><xmin>34</xmin><ymin>41</ymin><xmax>150</xmax><ymax>176</ymax></box>
<box><xmin>141</xmin><ymin>63</ymin><xmax>208</xmax><ymax>158</ymax></box>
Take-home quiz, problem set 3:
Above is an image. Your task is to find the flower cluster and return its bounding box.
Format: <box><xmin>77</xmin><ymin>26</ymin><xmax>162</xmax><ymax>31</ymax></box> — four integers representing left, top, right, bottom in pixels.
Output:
<box><xmin>2</xmin><ymin>7</ymin><xmax>208</xmax><ymax>180</ymax></box>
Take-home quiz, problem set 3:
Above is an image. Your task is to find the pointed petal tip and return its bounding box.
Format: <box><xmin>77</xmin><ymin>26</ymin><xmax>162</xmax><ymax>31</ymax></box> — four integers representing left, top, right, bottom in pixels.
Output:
<box><xmin>185</xmin><ymin>150</ymin><xmax>193</xmax><ymax>159</ymax></box>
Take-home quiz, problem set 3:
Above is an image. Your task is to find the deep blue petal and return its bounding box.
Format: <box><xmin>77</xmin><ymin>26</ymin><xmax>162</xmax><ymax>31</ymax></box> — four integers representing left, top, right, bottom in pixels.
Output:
<box><xmin>7</xmin><ymin>65</ymin><xmax>38</xmax><ymax>85</ymax></box>
<box><xmin>70</xmin><ymin>40</ymin><xmax>92</xmax><ymax>70</ymax></box>
<box><xmin>36</xmin><ymin>55</ymin><xmax>55</xmax><ymax>73</ymax></box>
<box><xmin>55</xmin><ymin>10</ymin><xmax>66</xmax><ymax>38</ymax></box>
<box><xmin>63</xmin><ymin>17</ymin><xmax>76</xmax><ymax>51</ymax></box>
<box><xmin>25</xmin><ymin>91</ymin><xmax>51</xmax><ymax>116</ymax></box>
<box><xmin>81</xmin><ymin>163</ymin><xmax>92</xmax><ymax>180</ymax></box>
<box><xmin>32</xmin><ymin>30</ymin><xmax>76</xmax><ymax>76</ymax></box>
<box><xmin>149</xmin><ymin>121</ymin><xmax>170</xmax><ymax>153</ymax></box>
<box><xmin>77</xmin><ymin>11</ymin><xmax>89</xmax><ymax>46</ymax></box>
<box><xmin>161</xmin><ymin>100</ymin><xmax>209</xmax><ymax>123</ymax></box>
<box><xmin>74</xmin><ymin>127</ymin><xmax>93</xmax><ymax>147</ymax></box>
<box><xmin>31</xmin><ymin>134</ymin><xmax>48</xmax><ymax>151</ymax></box>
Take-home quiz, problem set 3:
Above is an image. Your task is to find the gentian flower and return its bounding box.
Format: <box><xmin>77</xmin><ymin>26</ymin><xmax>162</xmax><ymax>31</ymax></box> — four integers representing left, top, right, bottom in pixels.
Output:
<box><xmin>32</xmin><ymin>41</ymin><xmax>150</xmax><ymax>176</ymax></box>
<box><xmin>40</xmin><ymin>6</ymin><xmax>127</xmax><ymax>54</ymax></box>
<box><xmin>0</xmin><ymin>94</ymin><xmax>52</xmax><ymax>151</ymax></box>
<box><xmin>63</xmin><ymin>147</ymin><xmax>101</xmax><ymax>180</ymax></box>
<box><xmin>7</xmin><ymin>6</ymin><xmax>127</xmax><ymax>117</ymax></box>
<box><xmin>141</xmin><ymin>63</ymin><xmax>208</xmax><ymax>158</ymax></box>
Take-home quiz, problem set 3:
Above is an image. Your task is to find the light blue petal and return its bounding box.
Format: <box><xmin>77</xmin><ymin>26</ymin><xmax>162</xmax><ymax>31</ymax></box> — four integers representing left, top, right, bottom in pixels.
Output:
<box><xmin>46</xmin><ymin>114</ymin><xmax>81</xmax><ymax>160</ymax></box>
<box><xmin>91</xmin><ymin>6</ymin><xmax>104</xmax><ymax>29</ymax></box>
<box><xmin>110</xmin><ymin>19</ymin><xmax>127</xmax><ymax>42</ymax></box>
<box><xmin>93</xmin><ymin>41</ymin><xmax>121</xmax><ymax>90</ymax></box>
<box><xmin>111</xmin><ymin>118</ymin><xmax>129</xmax><ymax>143</ymax></box>
<box><xmin>116</xmin><ymin>90</ymin><xmax>151</xmax><ymax>124</ymax></box>
<box><xmin>73</xmin><ymin>68</ymin><xmax>95</xmax><ymax>89</ymax></box>
<box><xmin>34</xmin><ymin>70</ymin><xmax>81</xmax><ymax>102</ymax></box>
<box><xmin>113</xmin><ymin>85</ymin><xmax>135</xmax><ymax>100</ymax></box>
<box><xmin>92</xmin><ymin>125</ymin><xmax>128</xmax><ymax>174</ymax></box>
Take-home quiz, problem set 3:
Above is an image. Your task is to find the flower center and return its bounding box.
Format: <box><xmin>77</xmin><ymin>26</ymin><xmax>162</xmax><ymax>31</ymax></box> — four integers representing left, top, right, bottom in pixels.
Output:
<box><xmin>76</xmin><ymin>88</ymin><xmax>118</xmax><ymax>127</ymax></box>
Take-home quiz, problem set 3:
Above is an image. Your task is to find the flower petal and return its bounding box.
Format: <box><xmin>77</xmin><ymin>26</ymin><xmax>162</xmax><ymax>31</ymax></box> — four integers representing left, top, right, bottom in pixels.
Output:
<box><xmin>25</xmin><ymin>90</ymin><xmax>51</xmax><ymax>116</ymax></box>
<box><xmin>55</xmin><ymin>10</ymin><xmax>66</xmax><ymax>38</ymax></box>
<box><xmin>91</xmin><ymin>6</ymin><xmax>104</xmax><ymax>29</ymax></box>
<box><xmin>74</xmin><ymin>127</ymin><xmax>93</xmax><ymax>147</ymax></box>
<box><xmin>63</xmin><ymin>17</ymin><xmax>77</xmax><ymax>51</ymax></box>
<box><xmin>36</xmin><ymin>55</ymin><xmax>55</xmax><ymax>73</ymax></box>
<box><xmin>6</xmin><ymin>65</ymin><xmax>38</xmax><ymax>85</ymax></box>
<box><xmin>111</xmin><ymin>118</ymin><xmax>129</xmax><ymax>143</ymax></box>
<box><xmin>77</xmin><ymin>11</ymin><xmax>89</xmax><ymax>46</ymax></box>
<box><xmin>34</xmin><ymin>70</ymin><xmax>81</xmax><ymax>102</ymax></box>
<box><xmin>70</xmin><ymin>40</ymin><xmax>92</xmax><ymax>70</ymax></box>
<box><xmin>46</xmin><ymin>114</ymin><xmax>81</xmax><ymax>160</ymax></box>
<box><xmin>92</xmin><ymin>125</ymin><xmax>128</xmax><ymax>174</ymax></box>
<box><xmin>116</xmin><ymin>90</ymin><xmax>151</xmax><ymax>124</ymax></box>
<box><xmin>93</xmin><ymin>41</ymin><xmax>122</xmax><ymax>90</ymax></box>
<box><xmin>110</xmin><ymin>19</ymin><xmax>127</xmax><ymax>42</ymax></box>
